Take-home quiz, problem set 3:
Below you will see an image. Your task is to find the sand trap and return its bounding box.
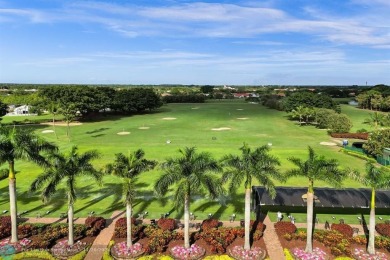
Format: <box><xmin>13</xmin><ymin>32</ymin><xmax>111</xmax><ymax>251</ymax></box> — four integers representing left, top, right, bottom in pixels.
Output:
<box><xmin>117</xmin><ymin>132</ymin><xmax>130</xmax><ymax>135</ymax></box>
<box><xmin>237</xmin><ymin>118</ymin><xmax>249</xmax><ymax>120</ymax></box>
<box><xmin>211</xmin><ymin>127</ymin><xmax>231</xmax><ymax>131</ymax></box>
<box><xmin>191</xmin><ymin>107</ymin><xmax>199</xmax><ymax>110</ymax></box>
<box><xmin>320</xmin><ymin>142</ymin><xmax>337</xmax><ymax>146</ymax></box>
<box><xmin>236</xmin><ymin>109</ymin><xmax>244</xmax><ymax>110</ymax></box>
<box><xmin>138</xmin><ymin>127</ymin><xmax>150</xmax><ymax>130</ymax></box>
<box><xmin>42</xmin><ymin>130</ymin><xmax>54</xmax><ymax>134</ymax></box>
<box><xmin>41</xmin><ymin>122</ymin><xmax>82</xmax><ymax>126</ymax></box>
<box><xmin>162</xmin><ymin>117</ymin><xmax>177</xmax><ymax>120</ymax></box>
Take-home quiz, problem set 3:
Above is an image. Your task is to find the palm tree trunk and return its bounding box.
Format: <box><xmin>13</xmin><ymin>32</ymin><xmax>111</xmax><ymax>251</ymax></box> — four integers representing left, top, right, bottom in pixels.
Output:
<box><xmin>367</xmin><ymin>188</ymin><xmax>376</xmax><ymax>255</ymax></box>
<box><xmin>184</xmin><ymin>194</ymin><xmax>190</xmax><ymax>249</ymax></box>
<box><xmin>68</xmin><ymin>203</ymin><xmax>74</xmax><ymax>246</ymax></box>
<box><xmin>9</xmin><ymin>161</ymin><xmax>18</xmax><ymax>243</ymax></box>
<box><xmin>126</xmin><ymin>203</ymin><xmax>133</xmax><ymax>247</ymax></box>
<box><xmin>305</xmin><ymin>190</ymin><xmax>314</xmax><ymax>253</ymax></box>
<box><xmin>52</xmin><ymin>114</ymin><xmax>57</xmax><ymax>139</ymax></box>
<box><xmin>66</xmin><ymin>121</ymin><xmax>71</xmax><ymax>141</ymax></box>
<box><xmin>244</xmin><ymin>188</ymin><xmax>251</xmax><ymax>250</ymax></box>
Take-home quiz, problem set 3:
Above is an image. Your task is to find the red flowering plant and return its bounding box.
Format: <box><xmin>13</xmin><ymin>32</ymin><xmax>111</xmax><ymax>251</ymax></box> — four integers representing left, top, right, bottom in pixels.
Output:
<box><xmin>157</xmin><ymin>218</ymin><xmax>176</xmax><ymax>231</ymax></box>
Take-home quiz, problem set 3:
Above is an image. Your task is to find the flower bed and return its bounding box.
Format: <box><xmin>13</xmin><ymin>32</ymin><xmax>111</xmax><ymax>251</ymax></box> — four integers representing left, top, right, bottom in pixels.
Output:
<box><xmin>51</xmin><ymin>239</ymin><xmax>88</xmax><ymax>258</ymax></box>
<box><xmin>292</xmin><ymin>247</ymin><xmax>328</xmax><ymax>260</ymax></box>
<box><xmin>170</xmin><ymin>244</ymin><xmax>205</xmax><ymax>260</ymax></box>
<box><xmin>111</xmin><ymin>242</ymin><xmax>145</xmax><ymax>259</ymax></box>
<box><xmin>228</xmin><ymin>245</ymin><xmax>266</xmax><ymax>260</ymax></box>
<box><xmin>0</xmin><ymin>238</ymin><xmax>31</xmax><ymax>255</ymax></box>
<box><xmin>352</xmin><ymin>248</ymin><xmax>388</xmax><ymax>260</ymax></box>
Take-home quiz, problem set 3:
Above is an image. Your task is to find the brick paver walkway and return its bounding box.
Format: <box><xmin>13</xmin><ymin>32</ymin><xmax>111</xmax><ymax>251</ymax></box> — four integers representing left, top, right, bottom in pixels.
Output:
<box><xmin>262</xmin><ymin>215</ymin><xmax>286</xmax><ymax>260</ymax></box>
<box><xmin>84</xmin><ymin>210</ymin><xmax>124</xmax><ymax>260</ymax></box>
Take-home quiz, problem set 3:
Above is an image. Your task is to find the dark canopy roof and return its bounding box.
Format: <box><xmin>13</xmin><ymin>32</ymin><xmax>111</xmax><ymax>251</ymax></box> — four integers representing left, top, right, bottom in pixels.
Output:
<box><xmin>252</xmin><ymin>187</ymin><xmax>390</xmax><ymax>209</ymax></box>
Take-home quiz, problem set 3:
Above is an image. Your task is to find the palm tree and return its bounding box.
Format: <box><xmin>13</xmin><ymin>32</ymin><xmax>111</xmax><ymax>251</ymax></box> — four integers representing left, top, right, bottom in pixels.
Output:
<box><xmin>30</xmin><ymin>146</ymin><xmax>101</xmax><ymax>246</ymax></box>
<box><xmin>154</xmin><ymin>147</ymin><xmax>222</xmax><ymax>249</ymax></box>
<box><xmin>285</xmin><ymin>146</ymin><xmax>345</xmax><ymax>253</ymax></box>
<box><xmin>364</xmin><ymin>112</ymin><xmax>386</xmax><ymax>130</ymax></box>
<box><xmin>105</xmin><ymin>150</ymin><xmax>156</xmax><ymax>247</ymax></box>
<box><xmin>47</xmin><ymin>102</ymin><xmax>60</xmax><ymax>139</ymax></box>
<box><xmin>221</xmin><ymin>144</ymin><xmax>281</xmax><ymax>250</ymax></box>
<box><xmin>0</xmin><ymin>126</ymin><xmax>57</xmax><ymax>242</ymax></box>
<box><xmin>351</xmin><ymin>162</ymin><xmax>390</xmax><ymax>255</ymax></box>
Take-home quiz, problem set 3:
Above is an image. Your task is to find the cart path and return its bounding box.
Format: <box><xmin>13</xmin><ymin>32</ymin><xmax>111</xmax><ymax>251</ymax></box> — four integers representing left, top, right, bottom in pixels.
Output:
<box><xmin>263</xmin><ymin>215</ymin><xmax>286</xmax><ymax>260</ymax></box>
<box><xmin>84</xmin><ymin>210</ymin><xmax>124</xmax><ymax>260</ymax></box>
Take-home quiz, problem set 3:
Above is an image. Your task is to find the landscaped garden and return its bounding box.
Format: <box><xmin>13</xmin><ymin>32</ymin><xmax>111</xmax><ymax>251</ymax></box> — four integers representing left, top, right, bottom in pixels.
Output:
<box><xmin>0</xmin><ymin>100</ymin><xmax>389</xmax><ymax>259</ymax></box>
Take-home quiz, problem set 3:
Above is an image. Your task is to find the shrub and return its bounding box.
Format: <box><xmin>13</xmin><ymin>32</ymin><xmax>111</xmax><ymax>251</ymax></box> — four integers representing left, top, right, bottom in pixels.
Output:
<box><xmin>330</xmin><ymin>132</ymin><xmax>369</xmax><ymax>140</ymax></box>
<box><xmin>274</xmin><ymin>221</ymin><xmax>297</xmax><ymax>235</ymax></box>
<box><xmin>157</xmin><ymin>218</ymin><xmax>176</xmax><ymax>231</ymax></box>
<box><xmin>12</xmin><ymin>249</ymin><xmax>56</xmax><ymax>260</ymax></box>
<box><xmin>195</xmin><ymin>228</ymin><xmax>236</xmax><ymax>253</ymax></box>
<box><xmin>144</xmin><ymin>229</ymin><xmax>173</xmax><ymax>254</ymax></box>
<box><xmin>85</xmin><ymin>216</ymin><xmax>105</xmax><ymax>229</ymax></box>
<box><xmin>201</xmin><ymin>218</ymin><xmax>220</xmax><ymax>230</ymax></box>
<box><xmin>250</xmin><ymin>220</ymin><xmax>265</xmax><ymax>232</ymax></box>
<box><xmin>0</xmin><ymin>216</ymin><xmax>11</xmax><ymax>239</ymax></box>
<box><xmin>115</xmin><ymin>217</ymin><xmax>136</xmax><ymax>228</ymax></box>
<box><xmin>284</xmin><ymin>248</ymin><xmax>294</xmax><ymax>260</ymax></box>
<box><xmin>17</xmin><ymin>224</ymin><xmax>36</xmax><ymax>238</ymax></box>
<box><xmin>376</xmin><ymin>223</ymin><xmax>390</xmax><ymax>237</ymax></box>
<box><xmin>114</xmin><ymin>223</ymin><xmax>143</xmax><ymax>239</ymax></box>
<box><xmin>331</xmin><ymin>223</ymin><xmax>354</xmax><ymax>238</ymax></box>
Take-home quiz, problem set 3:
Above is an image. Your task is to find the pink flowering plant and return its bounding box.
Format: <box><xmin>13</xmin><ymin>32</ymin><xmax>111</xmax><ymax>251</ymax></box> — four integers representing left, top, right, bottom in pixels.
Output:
<box><xmin>0</xmin><ymin>238</ymin><xmax>31</xmax><ymax>254</ymax></box>
<box><xmin>111</xmin><ymin>242</ymin><xmax>144</xmax><ymax>258</ymax></box>
<box><xmin>51</xmin><ymin>239</ymin><xmax>87</xmax><ymax>257</ymax></box>
<box><xmin>352</xmin><ymin>248</ymin><xmax>388</xmax><ymax>260</ymax></box>
<box><xmin>228</xmin><ymin>245</ymin><xmax>266</xmax><ymax>260</ymax></box>
<box><xmin>170</xmin><ymin>244</ymin><xmax>205</xmax><ymax>260</ymax></box>
<box><xmin>292</xmin><ymin>247</ymin><xmax>328</xmax><ymax>260</ymax></box>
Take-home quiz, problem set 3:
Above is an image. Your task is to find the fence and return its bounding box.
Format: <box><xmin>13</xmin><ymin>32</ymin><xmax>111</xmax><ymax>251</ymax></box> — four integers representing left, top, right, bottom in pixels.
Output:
<box><xmin>377</xmin><ymin>156</ymin><xmax>390</xmax><ymax>166</ymax></box>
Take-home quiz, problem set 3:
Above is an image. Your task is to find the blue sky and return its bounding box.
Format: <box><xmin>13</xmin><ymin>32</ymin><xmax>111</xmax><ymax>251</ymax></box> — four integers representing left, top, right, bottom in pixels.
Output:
<box><xmin>0</xmin><ymin>0</ymin><xmax>389</xmax><ymax>85</ymax></box>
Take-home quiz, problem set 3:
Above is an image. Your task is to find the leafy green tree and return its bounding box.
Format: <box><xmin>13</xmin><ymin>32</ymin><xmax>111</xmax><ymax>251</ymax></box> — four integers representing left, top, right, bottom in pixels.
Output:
<box><xmin>328</xmin><ymin>113</ymin><xmax>353</xmax><ymax>133</ymax></box>
<box><xmin>200</xmin><ymin>85</ymin><xmax>214</xmax><ymax>94</ymax></box>
<box><xmin>290</xmin><ymin>106</ymin><xmax>314</xmax><ymax>125</ymax></box>
<box><xmin>314</xmin><ymin>108</ymin><xmax>335</xmax><ymax>129</ymax></box>
<box><xmin>222</xmin><ymin>144</ymin><xmax>281</xmax><ymax>250</ymax></box>
<box><xmin>283</xmin><ymin>92</ymin><xmax>337</xmax><ymax>112</ymax></box>
<box><xmin>285</xmin><ymin>147</ymin><xmax>345</xmax><ymax>253</ymax></box>
<box><xmin>105</xmin><ymin>150</ymin><xmax>156</xmax><ymax>247</ymax></box>
<box><xmin>350</xmin><ymin>163</ymin><xmax>390</xmax><ymax>255</ymax></box>
<box><xmin>0</xmin><ymin>101</ymin><xmax>7</xmax><ymax>121</ymax></box>
<box><xmin>30</xmin><ymin>146</ymin><xmax>101</xmax><ymax>246</ymax></box>
<box><xmin>0</xmin><ymin>127</ymin><xmax>57</xmax><ymax>242</ymax></box>
<box><xmin>364</xmin><ymin>129</ymin><xmax>390</xmax><ymax>157</ymax></box>
<box><xmin>154</xmin><ymin>147</ymin><xmax>222</xmax><ymax>248</ymax></box>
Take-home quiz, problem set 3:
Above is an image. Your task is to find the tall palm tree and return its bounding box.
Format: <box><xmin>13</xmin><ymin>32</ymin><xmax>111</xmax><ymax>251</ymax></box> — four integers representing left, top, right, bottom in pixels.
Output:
<box><xmin>351</xmin><ymin>162</ymin><xmax>390</xmax><ymax>255</ymax></box>
<box><xmin>285</xmin><ymin>146</ymin><xmax>345</xmax><ymax>253</ymax></box>
<box><xmin>221</xmin><ymin>144</ymin><xmax>282</xmax><ymax>250</ymax></box>
<box><xmin>30</xmin><ymin>146</ymin><xmax>101</xmax><ymax>246</ymax></box>
<box><xmin>105</xmin><ymin>150</ymin><xmax>156</xmax><ymax>247</ymax></box>
<box><xmin>364</xmin><ymin>112</ymin><xmax>386</xmax><ymax>130</ymax></box>
<box><xmin>154</xmin><ymin>147</ymin><xmax>222</xmax><ymax>249</ymax></box>
<box><xmin>0</xmin><ymin>126</ymin><xmax>57</xmax><ymax>242</ymax></box>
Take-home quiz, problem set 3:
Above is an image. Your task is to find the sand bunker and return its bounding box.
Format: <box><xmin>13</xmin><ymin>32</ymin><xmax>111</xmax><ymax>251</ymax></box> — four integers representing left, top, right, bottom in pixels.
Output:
<box><xmin>162</xmin><ymin>117</ymin><xmax>177</xmax><ymax>120</ymax></box>
<box><xmin>237</xmin><ymin>118</ymin><xmax>249</xmax><ymax>120</ymax></box>
<box><xmin>211</xmin><ymin>127</ymin><xmax>231</xmax><ymax>131</ymax></box>
<box><xmin>41</xmin><ymin>122</ymin><xmax>82</xmax><ymax>126</ymax></box>
<box><xmin>320</xmin><ymin>142</ymin><xmax>337</xmax><ymax>146</ymax></box>
<box><xmin>191</xmin><ymin>107</ymin><xmax>199</xmax><ymax>110</ymax></box>
<box><xmin>138</xmin><ymin>127</ymin><xmax>150</xmax><ymax>130</ymax></box>
<box><xmin>236</xmin><ymin>109</ymin><xmax>244</xmax><ymax>111</ymax></box>
<box><xmin>117</xmin><ymin>132</ymin><xmax>130</xmax><ymax>135</ymax></box>
<box><xmin>42</xmin><ymin>130</ymin><xmax>54</xmax><ymax>134</ymax></box>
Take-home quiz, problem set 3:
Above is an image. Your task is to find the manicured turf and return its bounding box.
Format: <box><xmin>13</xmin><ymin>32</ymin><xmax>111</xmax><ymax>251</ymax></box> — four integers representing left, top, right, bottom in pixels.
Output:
<box><xmin>0</xmin><ymin>102</ymin><xmax>383</xmax><ymax>222</ymax></box>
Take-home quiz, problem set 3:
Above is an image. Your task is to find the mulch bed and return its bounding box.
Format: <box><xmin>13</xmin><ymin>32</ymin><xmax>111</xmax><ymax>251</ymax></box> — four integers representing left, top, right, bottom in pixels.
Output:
<box><xmin>278</xmin><ymin>233</ymin><xmax>390</xmax><ymax>260</ymax></box>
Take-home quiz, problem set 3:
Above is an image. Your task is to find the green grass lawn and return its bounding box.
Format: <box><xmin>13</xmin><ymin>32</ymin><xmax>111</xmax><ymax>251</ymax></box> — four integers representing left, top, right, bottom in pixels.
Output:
<box><xmin>0</xmin><ymin>102</ymin><xmax>384</xmax><ymax>221</ymax></box>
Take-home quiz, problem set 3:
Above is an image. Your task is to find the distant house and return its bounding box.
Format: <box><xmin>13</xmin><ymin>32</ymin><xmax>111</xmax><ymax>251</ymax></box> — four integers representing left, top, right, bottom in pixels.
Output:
<box><xmin>6</xmin><ymin>105</ymin><xmax>34</xmax><ymax>116</ymax></box>
<box><xmin>233</xmin><ymin>93</ymin><xmax>251</xmax><ymax>98</ymax></box>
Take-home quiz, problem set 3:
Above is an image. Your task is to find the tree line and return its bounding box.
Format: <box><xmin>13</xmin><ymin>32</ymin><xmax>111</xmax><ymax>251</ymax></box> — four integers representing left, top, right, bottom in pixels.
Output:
<box><xmin>1</xmin><ymin>126</ymin><xmax>389</xmax><ymax>256</ymax></box>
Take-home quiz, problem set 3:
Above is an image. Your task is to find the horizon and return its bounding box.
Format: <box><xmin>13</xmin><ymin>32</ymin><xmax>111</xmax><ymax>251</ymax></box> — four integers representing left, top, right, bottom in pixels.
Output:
<box><xmin>0</xmin><ymin>0</ymin><xmax>389</xmax><ymax>85</ymax></box>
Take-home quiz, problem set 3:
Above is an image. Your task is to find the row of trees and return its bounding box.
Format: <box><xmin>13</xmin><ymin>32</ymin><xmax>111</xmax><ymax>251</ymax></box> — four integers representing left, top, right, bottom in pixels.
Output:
<box><xmin>356</xmin><ymin>90</ymin><xmax>390</xmax><ymax>112</ymax></box>
<box><xmin>289</xmin><ymin>106</ymin><xmax>352</xmax><ymax>133</ymax></box>
<box><xmin>1</xmin><ymin>126</ymin><xmax>389</xmax><ymax>256</ymax></box>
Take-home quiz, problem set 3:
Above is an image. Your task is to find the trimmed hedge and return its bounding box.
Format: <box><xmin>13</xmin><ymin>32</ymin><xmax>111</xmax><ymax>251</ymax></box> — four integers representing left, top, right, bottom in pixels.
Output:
<box><xmin>330</xmin><ymin>132</ymin><xmax>369</xmax><ymax>140</ymax></box>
